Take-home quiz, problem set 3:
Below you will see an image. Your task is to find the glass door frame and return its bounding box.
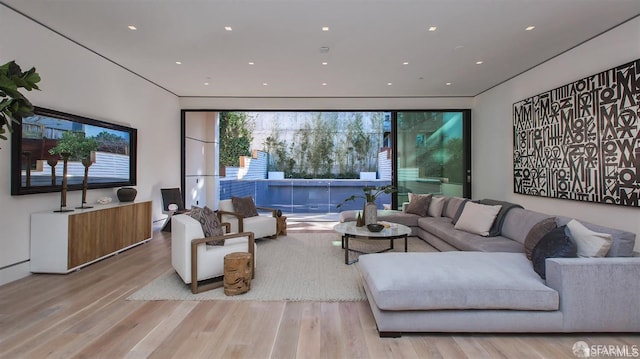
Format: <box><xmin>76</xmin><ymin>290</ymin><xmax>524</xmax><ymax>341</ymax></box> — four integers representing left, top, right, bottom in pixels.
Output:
<box><xmin>390</xmin><ymin>109</ymin><xmax>472</xmax><ymax>209</ymax></box>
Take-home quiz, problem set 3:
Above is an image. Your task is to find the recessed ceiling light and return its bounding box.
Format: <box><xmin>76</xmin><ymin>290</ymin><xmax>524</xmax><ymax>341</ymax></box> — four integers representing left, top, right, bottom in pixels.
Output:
<box><xmin>322</xmin><ymin>82</ymin><xmax>327</xmax><ymax>86</ymax></box>
<box><xmin>454</xmin><ymin>45</ymin><xmax>464</xmax><ymax>50</ymax></box>
<box><xmin>403</xmin><ymin>62</ymin><xmax>409</xmax><ymax>65</ymax></box>
<box><xmin>262</xmin><ymin>82</ymin><xmax>268</xmax><ymax>86</ymax></box>
<box><xmin>387</xmin><ymin>82</ymin><xmax>393</xmax><ymax>86</ymax></box>
<box><xmin>127</xmin><ymin>25</ymin><xmax>137</xmax><ymax>31</ymax></box>
<box><xmin>525</xmin><ymin>25</ymin><xmax>535</xmax><ymax>31</ymax></box>
<box><xmin>224</xmin><ymin>26</ymin><xmax>233</xmax><ymax>31</ymax></box>
<box><xmin>475</xmin><ymin>61</ymin><xmax>483</xmax><ymax>65</ymax></box>
<box><xmin>428</xmin><ymin>26</ymin><xmax>437</xmax><ymax>32</ymax></box>
<box><xmin>446</xmin><ymin>82</ymin><xmax>452</xmax><ymax>86</ymax></box>
<box><xmin>322</xmin><ymin>26</ymin><xmax>329</xmax><ymax>31</ymax></box>
<box><xmin>248</xmin><ymin>62</ymin><xmax>255</xmax><ymax>65</ymax></box>
<box><xmin>204</xmin><ymin>82</ymin><xmax>209</xmax><ymax>86</ymax></box>
<box><xmin>175</xmin><ymin>61</ymin><xmax>182</xmax><ymax>65</ymax></box>
<box><xmin>321</xmin><ymin>62</ymin><xmax>328</xmax><ymax>65</ymax></box>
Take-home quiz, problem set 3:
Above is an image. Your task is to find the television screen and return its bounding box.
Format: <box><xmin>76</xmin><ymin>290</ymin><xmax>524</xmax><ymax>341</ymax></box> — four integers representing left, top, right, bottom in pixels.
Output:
<box><xmin>11</xmin><ymin>107</ymin><xmax>137</xmax><ymax>195</ymax></box>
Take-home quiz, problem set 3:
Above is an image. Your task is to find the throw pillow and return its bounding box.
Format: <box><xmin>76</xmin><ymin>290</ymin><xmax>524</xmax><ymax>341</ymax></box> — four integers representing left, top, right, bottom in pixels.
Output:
<box><xmin>189</xmin><ymin>205</ymin><xmax>203</xmax><ymax>223</ymax></box>
<box><xmin>428</xmin><ymin>196</ymin><xmax>445</xmax><ymax>217</ymax></box>
<box><xmin>453</xmin><ymin>202</ymin><xmax>502</xmax><ymax>236</ymax></box>
<box><xmin>450</xmin><ymin>199</ymin><xmax>469</xmax><ymax>224</ymax></box>
<box><xmin>231</xmin><ymin>196</ymin><xmax>259</xmax><ymax>218</ymax></box>
<box><xmin>531</xmin><ymin>225</ymin><xmax>577</xmax><ymax>279</ymax></box>
<box><xmin>189</xmin><ymin>206</ymin><xmax>225</xmax><ymax>245</ymax></box>
<box><xmin>566</xmin><ymin>219</ymin><xmax>612</xmax><ymax>257</ymax></box>
<box><xmin>523</xmin><ymin>217</ymin><xmax>557</xmax><ymax>260</ymax></box>
<box><xmin>202</xmin><ymin>206</ymin><xmax>225</xmax><ymax>245</ymax></box>
<box><xmin>405</xmin><ymin>193</ymin><xmax>432</xmax><ymax>217</ymax></box>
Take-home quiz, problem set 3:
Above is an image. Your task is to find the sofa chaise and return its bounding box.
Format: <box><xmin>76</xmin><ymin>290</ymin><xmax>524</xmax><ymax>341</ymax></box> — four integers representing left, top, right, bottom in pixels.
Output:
<box><xmin>341</xmin><ymin>196</ymin><xmax>640</xmax><ymax>336</ymax></box>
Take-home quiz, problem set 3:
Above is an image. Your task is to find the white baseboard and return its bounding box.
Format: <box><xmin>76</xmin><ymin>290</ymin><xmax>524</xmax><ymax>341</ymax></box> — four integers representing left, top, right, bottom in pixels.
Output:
<box><xmin>0</xmin><ymin>261</ymin><xmax>31</xmax><ymax>287</ymax></box>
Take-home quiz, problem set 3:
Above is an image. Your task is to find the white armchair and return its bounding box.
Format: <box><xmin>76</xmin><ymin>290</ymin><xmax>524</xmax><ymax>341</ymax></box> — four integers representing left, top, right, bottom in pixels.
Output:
<box><xmin>218</xmin><ymin>199</ymin><xmax>278</xmax><ymax>239</ymax></box>
<box><xmin>171</xmin><ymin>214</ymin><xmax>256</xmax><ymax>294</ymax></box>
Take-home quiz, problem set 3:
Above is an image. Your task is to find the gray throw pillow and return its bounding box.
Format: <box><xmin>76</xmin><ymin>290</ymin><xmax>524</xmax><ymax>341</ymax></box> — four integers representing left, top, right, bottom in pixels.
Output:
<box><xmin>531</xmin><ymin>225</ymin><xmax>577</xmax><ymax>279</ymax></box>
<box><xmin>405</xmin><ymin>193</ymin><xmax>432</xmax><ymax>217</ymax></box>
<box><xmin>451</xmin><ymin>199</ymin><xmax>469</xmax><ymax>225</ymax></box>
<box><xmin>231</xmin><ymin>196</ymin><xmax>259</xmax><ymax>218</ymax></box>
<box><xmin>524</xmin><ymin>217</ymin><xmax>557</xmax><ymax>260</ymax></box>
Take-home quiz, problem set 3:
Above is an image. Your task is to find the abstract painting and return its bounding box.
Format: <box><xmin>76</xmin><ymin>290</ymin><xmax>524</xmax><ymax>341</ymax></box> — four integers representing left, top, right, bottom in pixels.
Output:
<box><xmin>513</xmin><ymin>59</ymin><xmax>639</xmax><ymax>207</ymax></box>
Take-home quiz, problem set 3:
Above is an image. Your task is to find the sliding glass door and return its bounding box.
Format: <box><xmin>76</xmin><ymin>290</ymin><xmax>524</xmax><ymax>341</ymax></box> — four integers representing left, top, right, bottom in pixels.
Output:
<box><xmin>394</xmin><ymin>111</ymin><xmax>471</xmax><ymax>208</ymax></box>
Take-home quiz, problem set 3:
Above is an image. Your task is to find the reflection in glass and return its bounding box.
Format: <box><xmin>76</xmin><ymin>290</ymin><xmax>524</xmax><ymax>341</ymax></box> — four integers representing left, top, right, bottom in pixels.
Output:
<box><xmin>396</xmin><ymin>111</ymin><xmax>466</xmax><ymax>208</ymax></box>
<box><xmin>12</xmin><ymin>107</ymin><xmax>137</xmax><ymax>195</ymax></box>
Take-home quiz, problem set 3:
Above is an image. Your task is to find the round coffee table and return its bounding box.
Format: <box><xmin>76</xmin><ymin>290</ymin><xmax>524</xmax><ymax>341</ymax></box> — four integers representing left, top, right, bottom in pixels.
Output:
<box><xmin>333</xmin><ymin>222</ymin><xmax>411</xmax><ymax>264</ymax></box>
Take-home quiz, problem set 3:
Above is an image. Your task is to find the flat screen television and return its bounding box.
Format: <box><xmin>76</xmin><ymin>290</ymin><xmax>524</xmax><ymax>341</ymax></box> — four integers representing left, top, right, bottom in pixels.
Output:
<box><xmin>11</xmin><ymin>107</ymin><xmax>137</xmax><ymax>195</ymax></box>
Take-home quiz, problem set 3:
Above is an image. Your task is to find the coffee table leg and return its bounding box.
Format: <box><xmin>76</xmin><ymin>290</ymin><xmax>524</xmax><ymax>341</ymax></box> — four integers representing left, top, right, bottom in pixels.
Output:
<box><xmin>404</xmin><ymin>234</ymin><xmax>408</xmax><ymax>252</ymax></box>
<box><xmin>344</xmin><ymin>235</ymin><xmax>349</xmax><ymax>264</ymax></box>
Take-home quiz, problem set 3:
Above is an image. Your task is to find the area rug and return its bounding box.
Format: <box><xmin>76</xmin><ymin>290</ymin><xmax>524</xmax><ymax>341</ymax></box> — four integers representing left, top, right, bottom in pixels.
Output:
<box><xmin>128</xmin><ymin>232</ymin><xmax>434</xmax><ymax>302</ymax></box>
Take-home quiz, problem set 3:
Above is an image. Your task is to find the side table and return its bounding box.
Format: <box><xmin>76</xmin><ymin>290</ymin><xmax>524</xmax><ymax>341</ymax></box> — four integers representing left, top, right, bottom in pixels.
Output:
<box><xmin>276</xmin><ymin>216</ymin><xmax>287</xmax><ymax>236</ymax></box>
<box><xmin>223</xmin><ymin>252</ymin><xmax>253</xmax><ymax>295</ymax></box>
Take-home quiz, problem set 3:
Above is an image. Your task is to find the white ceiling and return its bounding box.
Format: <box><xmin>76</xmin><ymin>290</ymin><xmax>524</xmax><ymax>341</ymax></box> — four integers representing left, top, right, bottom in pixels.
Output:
<box><xmin>3</xmin><ymin>0</ymin><xmax>640</xmax><ymax>98</ymax></box>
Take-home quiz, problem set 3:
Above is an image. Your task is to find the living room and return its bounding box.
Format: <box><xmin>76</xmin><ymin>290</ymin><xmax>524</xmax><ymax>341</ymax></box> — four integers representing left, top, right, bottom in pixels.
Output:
<box><xmin>1</xmin><ymin>1</ymin><xmax>639</xmax><ymax>357</ymax></box>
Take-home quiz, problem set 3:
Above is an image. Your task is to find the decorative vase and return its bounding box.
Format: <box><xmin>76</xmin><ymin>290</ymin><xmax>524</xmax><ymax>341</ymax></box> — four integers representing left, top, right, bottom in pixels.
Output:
<box><xmin>356</xmin><ymin>211</ymin><xmax>364</xmax><ymax>227</ymax></box>
<box><xmin>117</xmin><ymin>187</ymin><xmax>137</xmax><ymax>202</ymax></box>
<box><xmin>364</xmin><ymin>202</ymin><xmax>378</xmax><ymax>225</ymax></box>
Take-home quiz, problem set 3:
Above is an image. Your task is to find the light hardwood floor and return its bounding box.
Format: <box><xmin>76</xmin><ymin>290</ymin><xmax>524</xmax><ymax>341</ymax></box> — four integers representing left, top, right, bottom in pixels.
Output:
<box><xmin>1</xmin><ymin>226</ymin><xmax>638</xmax><ymax>359</ymax></box>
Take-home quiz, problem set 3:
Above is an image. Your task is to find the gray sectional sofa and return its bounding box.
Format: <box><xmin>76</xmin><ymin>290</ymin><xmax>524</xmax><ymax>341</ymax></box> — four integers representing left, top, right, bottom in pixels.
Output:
<box><xmin>339</xmin><ymin>196</ymin><xmax>640</xmax><ymax>336</ymax></box>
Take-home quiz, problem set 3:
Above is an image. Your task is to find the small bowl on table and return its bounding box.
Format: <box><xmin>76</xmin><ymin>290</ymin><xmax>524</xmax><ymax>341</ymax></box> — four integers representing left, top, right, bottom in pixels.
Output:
<box><xmin>367</xmin><ymin>223</ymin><xmax>385</xmax><ymax>232</ymax></box>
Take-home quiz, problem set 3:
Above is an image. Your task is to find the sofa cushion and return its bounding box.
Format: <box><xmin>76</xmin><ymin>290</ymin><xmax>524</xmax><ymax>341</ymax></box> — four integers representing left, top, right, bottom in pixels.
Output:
<box><xmin>358</xmin><ymin>252</ymin><xmax>559</xmax><ymax>311</ymax></box>
<box><xmin>419</xmin><ymin>217</ymin><xmax>524</xmax><ymax>252</ymax></box>
<box><xmin>454</xmin><ymin>202</ymin><xmax>502</xmax><ymax>236</ymax></box>
<box><xmin>405</xmin><ymin>193</ymin><xmax>432</xmax><ymax>216</ymax></box>
<box><xmin>566</xmin><ymin>219</ymin><xmax>612</xmax><ymax>257</ymax></box>
<box><xmin>555</xmin><ymin>216</ymin><xmax>635</xmax><ymax>257</ymax></box>
<box><xmin>476</xmin><ymin>199</ymin><xmax>524</xmax><ymax>237</ymax></box>
<box><xmin>428</xmin><ymin>196</ymin><xmax>445</xmax><ymax>217</ymax></box>
<box><xmin>531</xmin><ymin>226</ymin><xmax>577</xmax><ymax>279</ymax></box>
<box><xmin>442</xmin><ymin>197</ymin><xmax>468</xmax><ymax>220</ymax></box>
<box><xmin>501</xmin><ymin>208</ymin><xmax>555</xmax><ymax>244</ymax></box>
<box><xmin>524</xmin><ymin>217</ymin><xmax>557</xmax><ymax>260</ymax></box>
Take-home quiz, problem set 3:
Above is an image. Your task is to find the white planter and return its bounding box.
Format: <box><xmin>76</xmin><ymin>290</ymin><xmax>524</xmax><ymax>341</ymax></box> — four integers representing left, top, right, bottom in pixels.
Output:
<box><xmin>359</xmin><ymin>172</ymin><xmax>377</xmax><ymax>180</ymax></box>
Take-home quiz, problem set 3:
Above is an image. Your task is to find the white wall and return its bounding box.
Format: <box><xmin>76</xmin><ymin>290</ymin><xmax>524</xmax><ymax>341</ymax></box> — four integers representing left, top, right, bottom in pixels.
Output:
<box><xmin>472</xmin><ymin>17</ymin><xmax>640</xmax><ymax>251</ymax></box>
<box><xmin>0</xmin><ymin>7</ymin><xmax>181</xmax><ymax>285</ymax></box>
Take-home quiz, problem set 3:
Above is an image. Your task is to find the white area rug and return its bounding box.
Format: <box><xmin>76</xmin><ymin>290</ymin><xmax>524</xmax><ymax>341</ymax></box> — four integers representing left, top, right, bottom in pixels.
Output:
<box><xmin>128</xmin><ymin>232</ymin><xmax>433</xmax><ymax>302</ymax></box>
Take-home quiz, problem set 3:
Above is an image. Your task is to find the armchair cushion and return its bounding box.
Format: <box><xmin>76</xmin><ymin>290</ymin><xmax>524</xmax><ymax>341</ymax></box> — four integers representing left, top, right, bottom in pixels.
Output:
<box><xmin>232</xmin><ymin>196</ymin><xmax>259</xmax><ymax>217</ymax></box>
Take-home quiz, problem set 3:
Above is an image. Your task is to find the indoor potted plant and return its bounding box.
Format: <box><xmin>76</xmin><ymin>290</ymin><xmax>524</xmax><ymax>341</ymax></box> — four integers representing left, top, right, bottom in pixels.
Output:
<box><xmin>0</xmin><ymin>60</ymin><xmax>41</xmax><ymax>149</ymax></box>
<box><xmin>337</xmin><ymin>184</ymin><xmax>397</xmax><ymax>225</ymax></box>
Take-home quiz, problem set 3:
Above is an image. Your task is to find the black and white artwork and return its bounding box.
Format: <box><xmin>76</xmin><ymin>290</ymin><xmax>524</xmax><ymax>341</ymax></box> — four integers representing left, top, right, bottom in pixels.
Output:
<box><xmin>513</xmin><ymin>59</ymin><xmax>639</xmax><ymax>207</ymax></box>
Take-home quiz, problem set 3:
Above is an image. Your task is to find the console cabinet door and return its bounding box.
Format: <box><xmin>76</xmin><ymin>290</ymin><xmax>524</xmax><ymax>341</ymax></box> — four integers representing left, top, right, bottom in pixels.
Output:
<box><xmin>67</xmin><ymin>202</ymin><xmax>151</xmax><ymax>269</ymax></box>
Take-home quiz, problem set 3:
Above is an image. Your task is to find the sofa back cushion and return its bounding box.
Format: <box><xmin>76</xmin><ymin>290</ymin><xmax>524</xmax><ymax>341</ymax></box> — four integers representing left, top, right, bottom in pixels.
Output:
<box><xmin>555</xmin><ymin>216</ymin><xmax>635</xmax><ymax>257</ymax></box>
<box><xmin>443</xmin><ymin>197</ymin><xmax>468</xmax><ymax>220</ymax></box>
<box><xmin>501</xmin><ymin>208</ymin><xmax>555</xmax><ymax>244</ymax></box>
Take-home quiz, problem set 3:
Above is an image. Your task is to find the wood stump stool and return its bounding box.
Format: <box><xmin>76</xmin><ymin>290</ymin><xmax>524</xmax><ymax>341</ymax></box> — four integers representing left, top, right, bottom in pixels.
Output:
<box><xmin>276</xmin><ymin>216</ymin><xmax>287</xmax><ymax>236</ymax></box>
<box><xmin>223</xmin><ymin>252</ymin><xmax>253</xmax><ymax>296</ymax></box>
